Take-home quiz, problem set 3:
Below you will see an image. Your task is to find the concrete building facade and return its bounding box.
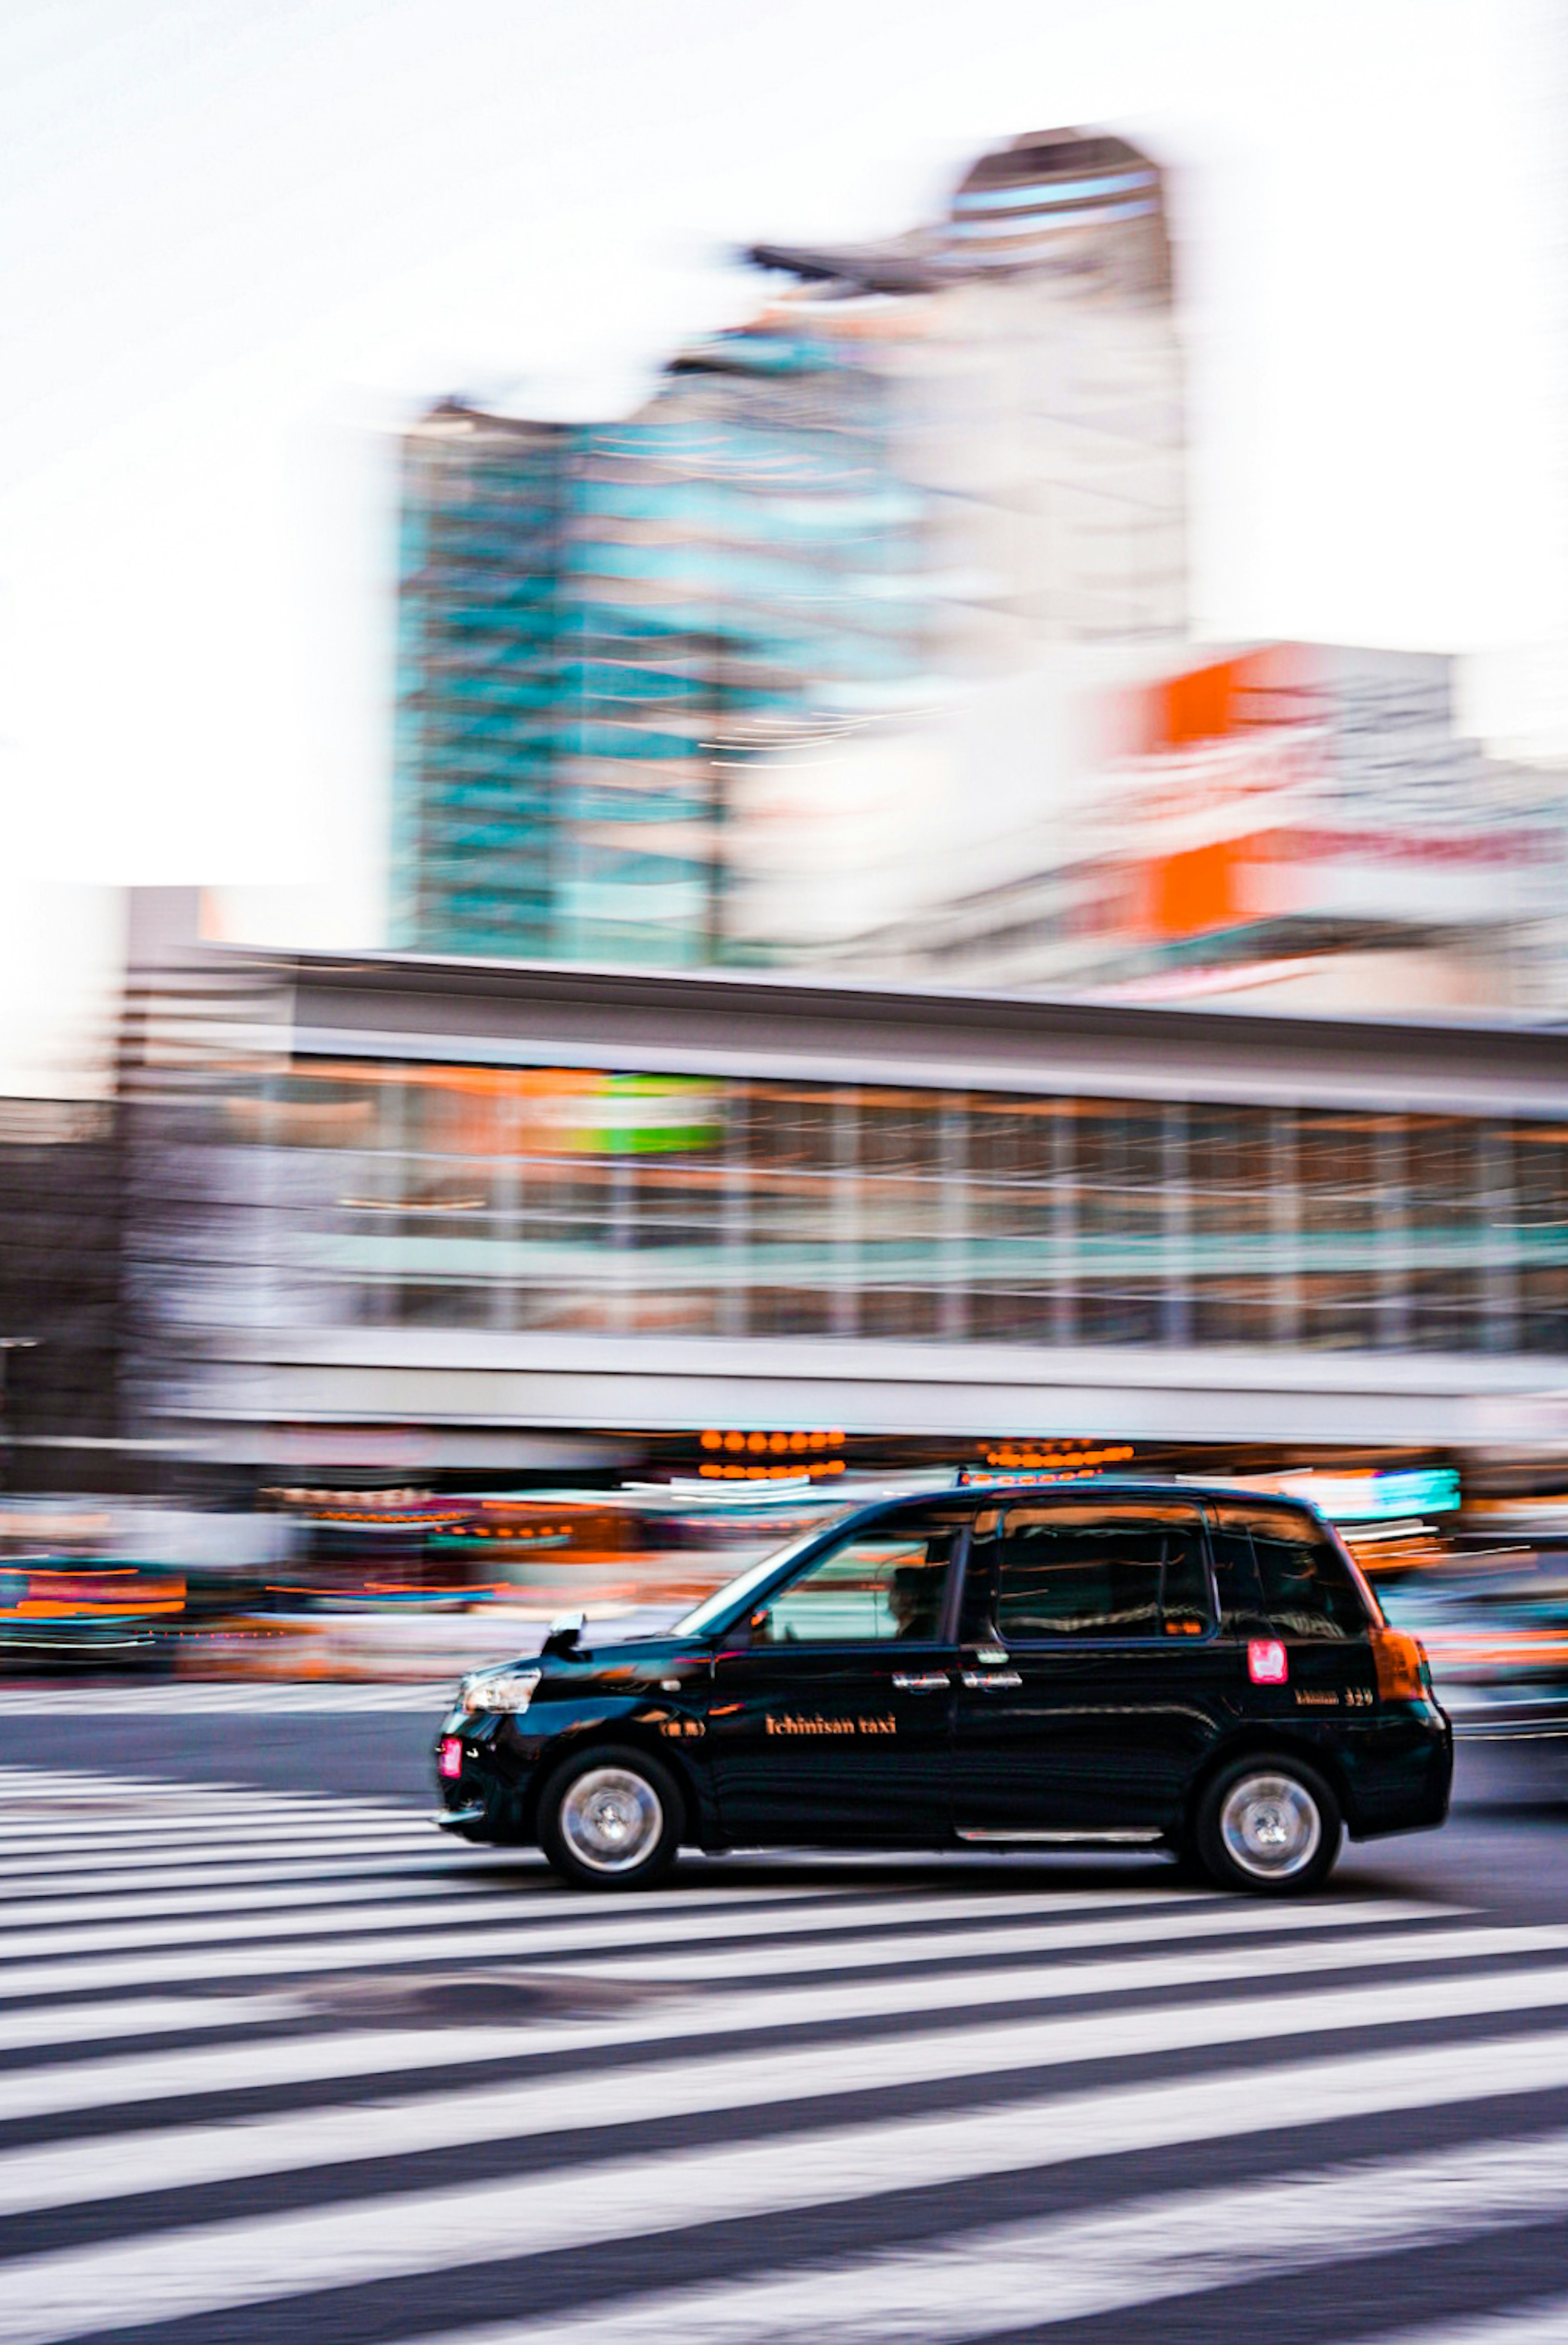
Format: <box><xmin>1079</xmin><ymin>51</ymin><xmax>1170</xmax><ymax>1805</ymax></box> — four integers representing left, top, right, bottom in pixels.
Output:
<box><xmin>122</xmin><ymin>944</ymin><xmax>1568</xmax><ymax>1467</ymax></box>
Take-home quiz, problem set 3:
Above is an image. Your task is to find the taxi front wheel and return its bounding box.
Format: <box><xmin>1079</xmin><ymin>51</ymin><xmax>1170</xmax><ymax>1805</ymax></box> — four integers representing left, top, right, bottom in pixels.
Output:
<box><xmin>1193</xmin><ymin>1756</ymin><xmax>1342</xmax><ymax>1895</ymax></box>
<box><xmin>537</xmin><ymin>1746</ymin><xmax>684</xmax><ymax>1890</ymax></box>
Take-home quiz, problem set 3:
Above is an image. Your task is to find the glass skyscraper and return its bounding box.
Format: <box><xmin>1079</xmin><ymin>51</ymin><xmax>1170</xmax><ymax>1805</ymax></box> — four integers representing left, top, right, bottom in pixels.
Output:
<box><xmin>392</xmin><ymin>129</ymin><xmax>1185</xmax><ymax>964</ymax></box>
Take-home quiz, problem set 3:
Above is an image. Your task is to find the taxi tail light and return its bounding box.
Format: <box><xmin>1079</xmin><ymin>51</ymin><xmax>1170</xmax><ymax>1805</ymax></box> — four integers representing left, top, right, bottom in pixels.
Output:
<box><xmin>1371</xmin><ymin>1627</ymin><xmax>1429</xmax><ymax>1703</ymax></box>
<box><xmin>437</xmin><ymin>1736</ymin><xmax>463</xmax><ymax>1780</ymax></box>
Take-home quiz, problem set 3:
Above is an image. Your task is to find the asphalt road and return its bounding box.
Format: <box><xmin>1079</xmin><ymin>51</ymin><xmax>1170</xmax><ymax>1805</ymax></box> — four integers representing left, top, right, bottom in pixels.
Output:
<box><xmin>1</xmin><ymin>1699</ymin><xmax>1562</xmax><ymax>1914</ymax></box>
<box><xmin>0</xmin><ymin>1700</ymin><xmax>1567</xmax><ymax>2345</ymax></box>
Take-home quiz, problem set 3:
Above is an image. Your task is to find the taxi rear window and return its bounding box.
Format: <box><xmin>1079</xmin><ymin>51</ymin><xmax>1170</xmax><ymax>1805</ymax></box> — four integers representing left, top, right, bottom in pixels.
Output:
<box><xmin>1210</xmin><ymin>1503</ymin><xmax>1372</xmax><ymax>1641</ymax></box>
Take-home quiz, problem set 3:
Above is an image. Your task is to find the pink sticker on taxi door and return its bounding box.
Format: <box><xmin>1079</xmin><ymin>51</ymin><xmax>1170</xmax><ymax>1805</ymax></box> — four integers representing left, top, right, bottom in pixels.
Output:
<box><xmin>1247</xmin><ymin>1639</ymin><xmax>1288</xmax><ymax>1685</ymax></box>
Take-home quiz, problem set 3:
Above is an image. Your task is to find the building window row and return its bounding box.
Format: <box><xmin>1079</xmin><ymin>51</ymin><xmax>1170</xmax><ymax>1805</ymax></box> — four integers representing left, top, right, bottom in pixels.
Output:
<box><xmin>221</xmin><ymin>1066</ymin><xmax>1568</xmax><ymax>1356</ymax></box>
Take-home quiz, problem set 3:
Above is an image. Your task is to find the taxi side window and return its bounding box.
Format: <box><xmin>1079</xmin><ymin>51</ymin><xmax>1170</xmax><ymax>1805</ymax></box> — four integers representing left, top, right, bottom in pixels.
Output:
<box><xmin>960</xmin><ymin>1508</ymin><xmax>1213</xmax><ymax>1643</ymax></box>
<box><xmin>754</xmin><ymin>1519</ymin><xmax>957</xmax><ymax>1645</ymax></box>
<box><xmin>1210</xmin><ymin>1505</ymin><xmax>1370</xmax><ymax>1641</ymax></box>
<box><xmin>1209</xmin><ymin>1527</ymin><xmax>1266</xmax><ymax>1635</ymax></box>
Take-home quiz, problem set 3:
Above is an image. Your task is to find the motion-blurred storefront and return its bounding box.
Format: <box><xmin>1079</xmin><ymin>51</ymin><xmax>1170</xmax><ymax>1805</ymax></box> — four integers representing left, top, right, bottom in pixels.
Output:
<box><xmin>119</xmin><ymin>941</ymin><xmax>1568</xmax><ymax>1470</ymax></box>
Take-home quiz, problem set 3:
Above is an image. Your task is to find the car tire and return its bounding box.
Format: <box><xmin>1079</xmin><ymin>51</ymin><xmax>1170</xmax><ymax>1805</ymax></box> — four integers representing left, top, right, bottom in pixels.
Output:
<box><xmin>1192</xmin><ymin>1755</ymin><xmax>1342</xmax><ymax>1896</ymax></box>
<box><xmin>537</xmin><ymin>1745</ymin><xmax>684</xmax><ymax>1891</ymax></box>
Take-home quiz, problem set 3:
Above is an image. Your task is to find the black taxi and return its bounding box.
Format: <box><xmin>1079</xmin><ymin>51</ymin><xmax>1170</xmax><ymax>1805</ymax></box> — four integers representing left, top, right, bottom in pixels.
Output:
<box><xmin>433</xmin><ymin>1482</ymin><xmax>1451</xmax><ymax>1895</ymax></box>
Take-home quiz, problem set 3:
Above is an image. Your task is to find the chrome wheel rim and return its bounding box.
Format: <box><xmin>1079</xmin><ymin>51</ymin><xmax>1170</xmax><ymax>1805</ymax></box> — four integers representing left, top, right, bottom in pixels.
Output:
<box><xmin>559</xmin><ymin>1767</ymin><xmax>663</xmax><ymax>1874</ymax></box>
<box><xmin>1218</xmin><ymin>1772</ymin><xmax>1322</xmax><ymax>1881</ymax></box>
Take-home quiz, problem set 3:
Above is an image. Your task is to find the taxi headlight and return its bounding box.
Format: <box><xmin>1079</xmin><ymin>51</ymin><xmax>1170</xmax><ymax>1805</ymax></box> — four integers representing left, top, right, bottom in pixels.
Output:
<box><xmin>459</xmin><ymin>1667</ymin><xmax>541</xmax><ymax>1715</ymax></box>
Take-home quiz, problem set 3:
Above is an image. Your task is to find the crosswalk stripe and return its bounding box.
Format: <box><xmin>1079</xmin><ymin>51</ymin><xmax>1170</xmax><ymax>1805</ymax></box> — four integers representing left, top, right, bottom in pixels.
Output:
<box><xmin>0</xmin><ymin>1864</ymin><xmax>927</xmax><ymax>1929</ymax></box>
<box><xmin>0</xmin><ymin>1794</ymin><xmax>429</xmax><ymax>1837</ymax></box>
<box><xmin>0</xmin><ymin>1889</ymin><xmax>1444</xmax><ymax>2005</ymax></box>
<box><xmin>0</xmin><ymin>1874</ymin><xmax>587</xmax><ymax>1930</ymax></box>
<box><xmin>0</xmin><ymin>1834</ymin><xmax>436</xmax><ymax>1880</ymax></box>
<box><xmin>553</xmin><ymin>1894</ymin><xmax>1450</xmax><ymax>1983</ymax></box>
<box><xmin>0</xmin><ymin>1763</ymin><xmax>404</xmax><ymax>1788</ymax></box>
<box><xmin>0</xmin><ymin>1884</ymin><xmax>1245</xmax><ymax>1991</ymax></box>
<box><xmin>0</xmin><ymin>1847</ymin><xmax>541</xmax><ymax>1891</ymax></box>
<box><xmin>9</xmin><ymin>1762</ymin><xmax>1562</xmax><ymax>2345</ymax></box>
<box><xmin>0</xmin><ymin>1767</ymin><xmax>406</xmax><ymax>1799</ymax></box>
<box><xmin>0</xmin><ymin>1819</ymin><xmax>432</xmax><ymax>1857</ymax></box>
<box><xmin>0</xmin><ymin>1793</ymin><xmax>414</xmax><ymax>1835</ymax></box>
<box><xmin>13</xmin><ymin>1959</ymin><xmax>1568</xmax><ymax>2224</ymax></box>
<box><xmin>0</xmin><ymin>1685</ymin><xmax>455</xmax><ymax>1713</ymax></box>
<box><xmin>1380</xmin><ymin>2307</ymin><xmax>1568</xmax><ymax>2345</ymax></box>
<box><xmin>0</xmin><ymin>1995</ymin><xmax>300</xmax><ymax>2060</ymax></box>
<box><xmin>0</xmin><ymin>1893</ymin><xmax>637</xmax><ymax>1963</ymax></box>
<box><xmin>9</xmin><ymin>2024</ymin><xmax>1568</xmax><ymax>2345</ymax></box>
<box><xmin>413</xmin><ymin>2130</ymin><xmax>1568</xmax><ymax>2345</ymax></box>
<box><xmin>0</xmin><ymin>1875</ymin><xmax>923</xmax><ymax>1951</ymax></box>
<box><xmin>0</xmin><ymin>2021</ymin><xmax>583</xmax><ymax>2124</ymax></box>
<box><xmin>0</xmin><ymin>1915</ymin><xmax>1538</xmax><ymax>2127</ymax></box>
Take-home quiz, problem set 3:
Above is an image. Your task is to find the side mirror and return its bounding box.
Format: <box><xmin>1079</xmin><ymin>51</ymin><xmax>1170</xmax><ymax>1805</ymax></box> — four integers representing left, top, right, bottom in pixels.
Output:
<box><xmin>541</xmin><ymin>1612</ymin><xmax>586</xmax><ymax>1659</ymax></box>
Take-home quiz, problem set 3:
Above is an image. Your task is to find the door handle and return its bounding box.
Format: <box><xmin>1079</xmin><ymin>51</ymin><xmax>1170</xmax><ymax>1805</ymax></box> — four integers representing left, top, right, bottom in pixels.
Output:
<box><xmin>961</xmin><ymin>1670</ymin><xmax>1022</xmax><ymax>1689</ymax></box>
<box><xmin>891</xmin><ymin>1672</ymin><xmax>951</xmax><ymax>1692</ymax></box>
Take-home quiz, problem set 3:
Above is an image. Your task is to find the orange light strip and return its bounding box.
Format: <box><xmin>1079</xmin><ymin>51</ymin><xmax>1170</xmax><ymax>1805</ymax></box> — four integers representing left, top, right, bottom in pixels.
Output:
<box><xmin>984</xmin><ymin>1444</ymin><xmax>1135</xmax><ymax>1470</ymax></box>
<box><xmin>700</xmin><ymin>1430</ymin><xmax>846</xmax><ymax>1454</ymax></box>
<box><xmin>697</xmin><ymin>1461</ymin><xmax>846</xmax><ymax>1480</ymax></box>
<box><xmin>4</xmin><ymin>1600</ymin><xmax>184</xmax><ymax>1619</ymax></box>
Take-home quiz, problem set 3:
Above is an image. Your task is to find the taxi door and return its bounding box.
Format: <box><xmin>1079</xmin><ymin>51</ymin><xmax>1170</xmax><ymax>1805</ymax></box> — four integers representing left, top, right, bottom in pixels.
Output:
<box><xmin>949</xmin><ymin>1500</ymin><xmax>1223</xmax><ymax>1841</ymax></box>
<box><xmin>704</xmin><ymin>1507</ymin><xmax>965</xmax><ymax>1846</ymax></box>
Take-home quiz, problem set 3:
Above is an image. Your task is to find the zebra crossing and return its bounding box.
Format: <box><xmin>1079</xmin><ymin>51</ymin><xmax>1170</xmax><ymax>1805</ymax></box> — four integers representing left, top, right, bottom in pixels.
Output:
<box><xmin>0</xmin><ymin>1766</ymin><xmax>1566</xmax><ymax>2343</ymax></box>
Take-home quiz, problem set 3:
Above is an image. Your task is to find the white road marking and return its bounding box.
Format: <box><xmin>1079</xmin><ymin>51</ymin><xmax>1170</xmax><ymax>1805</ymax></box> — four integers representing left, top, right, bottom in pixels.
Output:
<box><xmin>0</xmin><ymin>1874</ymin><xmax>596</xmax><ymax>1930</ymax></box>
<box><xmin>0</xmin><ymin>1817</ymin><xmax>431</xmax><ymax>1856</ymax></box>
<box><xmin>0</xmin><ymin>1995</ymin><xmax>301</xmax><ymax>2058</ymax></box>
<box><xmin>413</xmin><ymin>2132</ymin><xmax>1568</xmax><ymax>2345</ymax></box>
<box><xmin>0</xmin><ymin>1686</ymin><xmax>454</xmax><ymax>1713</ymax></box>
<box><xmin>8</xmin><ymin>2027</ymin><xmax>1568</xmax><ymax>2345</ymax></box>
<box><xmin>0</xmin><ymin>1886</ymin><xmax>1253</xmax><ymax>1996</ymax></box>
<box><xmin>0</xmin><ymin>1848</ymin><xmax>539</xmax><ymax>1891</ymax></box>
<box><xmin>1377</xmin><ymin>2306</ymin><xmax>1568</xmax><ymax>2345</ymax></box>
<box><xmin>10</xmin><ymin>1959</ymin><xmax>1568</xmax><ymax>2221</ymax></box>
<box><xmin>556</xmin><ymin>1895</ymin><xmax>1451</xmax><ymax>1984</ymax></box>
<box><xmin>0</xmin><ymin>1917</ymin><xmax>1532</xmax><ymax>2127</ymax></box>
<box><xmin>0</xmin><ymin>1768</ymin><xmax>407</xmax><ymax>1801</ymax></box>
<box><xmin>0</xmin><ymin>1877</ymin><xmax>902</xmax><ymax>1953</ymax></box>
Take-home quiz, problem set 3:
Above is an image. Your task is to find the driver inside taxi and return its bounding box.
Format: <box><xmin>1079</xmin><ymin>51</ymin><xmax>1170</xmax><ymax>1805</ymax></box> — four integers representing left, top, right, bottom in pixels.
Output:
<box><xmin>889</xmin><ymin>1560</ymin><xmax>940</xmax><ymax>1639</ymax></box>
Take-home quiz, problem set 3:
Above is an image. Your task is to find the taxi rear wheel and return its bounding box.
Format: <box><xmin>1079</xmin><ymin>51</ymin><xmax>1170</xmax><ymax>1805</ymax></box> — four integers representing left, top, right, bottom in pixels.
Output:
<box><xmin>1193</xmin><ymin>1755</ymin><xmax>1341</xmax><ymax>1895</ymax></box>
<box><xmin>537</xmin><ymin>1746</ymin><xmax>683</xmax><ymax>1891</ymax></box>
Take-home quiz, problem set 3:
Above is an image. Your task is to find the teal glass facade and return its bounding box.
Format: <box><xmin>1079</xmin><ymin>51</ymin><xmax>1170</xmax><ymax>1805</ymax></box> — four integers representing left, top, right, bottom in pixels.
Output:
<box><xmin>393</xmin><ymin>344</ymin><xmax>927</xmax><ymax>965</ymax></box>
<box><xmin>392</xmin><ymin>128</ymin><xmax>1184</xmax><ymax>969</ymax></box>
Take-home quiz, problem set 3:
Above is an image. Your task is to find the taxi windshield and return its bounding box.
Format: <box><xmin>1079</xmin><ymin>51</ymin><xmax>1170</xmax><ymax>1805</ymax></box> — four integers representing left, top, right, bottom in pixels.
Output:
<box><xmin>671</xmin><ymin>1518</ymin><xmax>851</xmax><ymax>1639</ymax></box>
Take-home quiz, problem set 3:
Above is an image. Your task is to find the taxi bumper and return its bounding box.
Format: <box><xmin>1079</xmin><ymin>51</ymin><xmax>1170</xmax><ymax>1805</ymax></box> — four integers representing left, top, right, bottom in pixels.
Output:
<box><xmin>1338</xmin><ymin>1703</ymin><xmax>1453</xmax><ymax>1838</ymax></box>
<box><xmin>431</xmin><ymin>1709</ymin><xmax>546</xmax><ymax>1843</ymax></box>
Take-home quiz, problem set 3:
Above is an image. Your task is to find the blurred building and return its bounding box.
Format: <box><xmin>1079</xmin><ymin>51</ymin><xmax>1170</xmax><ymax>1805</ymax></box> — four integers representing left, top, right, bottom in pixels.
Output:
<box><xmin>820</xmin><ymin>643</ymin><xmax>1568</xmax><ymax>1013</ymax></box>
<box><xmin>118</xmin><ymin>937</ymin><xmax>1568</xmax><ymax>1469</ymax></box>
<box><xmin>0</xmin><ymin>1098</ymin><xmax>124</xmax><ymax>1489</ymax></box>
<box><xmin>392</xmin><ymin>128</ymin><xmax>1187</xmax><ymax>966</ymax></box>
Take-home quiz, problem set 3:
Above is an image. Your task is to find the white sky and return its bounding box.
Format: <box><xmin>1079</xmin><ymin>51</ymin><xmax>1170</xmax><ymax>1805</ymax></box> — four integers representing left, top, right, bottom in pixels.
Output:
<box><xmin>0</xmin><ymin>0</ymin><xmax>1563</xmax><ymax>1089</ymax></box>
